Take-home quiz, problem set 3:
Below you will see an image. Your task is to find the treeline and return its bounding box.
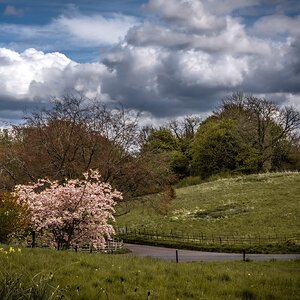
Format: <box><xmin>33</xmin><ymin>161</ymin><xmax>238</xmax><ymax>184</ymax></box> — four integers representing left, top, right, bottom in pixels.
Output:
<box><xmin>0</xmin><ymin>93</ymin><xmax>300</xmax><ymax>197</ymax></box>
<box><xmin>145</xmin><ymin>93</ymin><xmax>300</xmax><ymax>180</ymax></box>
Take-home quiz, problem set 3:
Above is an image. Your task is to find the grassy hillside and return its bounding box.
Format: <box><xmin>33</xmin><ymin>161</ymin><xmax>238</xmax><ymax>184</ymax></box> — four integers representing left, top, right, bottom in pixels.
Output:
<box><xmin>1</xmin><ymin>246</ymin><xmax>299</xmax><ymax>299</ymax></box>
<box><xmin>115</xmin><ymin>172</ymin><xmax>300</xmax><ymax>244</ymax></box>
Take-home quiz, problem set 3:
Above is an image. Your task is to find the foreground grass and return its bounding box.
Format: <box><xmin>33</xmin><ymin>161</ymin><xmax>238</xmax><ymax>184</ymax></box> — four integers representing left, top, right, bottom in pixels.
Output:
<box><xmin>1</xmin><ymin>247</ymin><xmax>300</xmax><ymax>300</ymax></box>
<box><xmin>116</xmin><ymin>172</ymin><xmax>300</xmax><ymax>239</ymax></box>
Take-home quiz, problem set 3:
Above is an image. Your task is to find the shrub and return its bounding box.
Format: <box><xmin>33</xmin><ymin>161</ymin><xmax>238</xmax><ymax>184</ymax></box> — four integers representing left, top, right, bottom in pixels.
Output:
<box><xmin>0</xmin><ymin>192</ymin><xmax>30</xmax><ymax>244</ymax></box>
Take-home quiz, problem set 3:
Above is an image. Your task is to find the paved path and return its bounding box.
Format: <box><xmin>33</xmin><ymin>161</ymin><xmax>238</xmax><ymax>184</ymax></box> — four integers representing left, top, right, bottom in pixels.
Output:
<box><xmin>125</xmin><ymin>243</ymin><xmax>300</xmax><ymax>262</ymax></box>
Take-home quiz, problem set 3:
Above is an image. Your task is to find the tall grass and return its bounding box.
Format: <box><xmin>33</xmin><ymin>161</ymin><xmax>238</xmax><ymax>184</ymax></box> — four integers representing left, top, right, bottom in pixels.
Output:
<box><xmin>0</xmin><ymin>246</ymin><xmax>299</xmax><ymax>299</ymax></box>
<box><xmin>0</xmin><ymin>269</ymin><xmax>60</xmax><ymax>300</ymax></box>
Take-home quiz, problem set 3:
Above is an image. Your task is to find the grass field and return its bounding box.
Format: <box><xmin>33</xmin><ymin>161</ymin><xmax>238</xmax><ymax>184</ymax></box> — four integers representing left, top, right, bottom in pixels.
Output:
<box><xmin>115</xmin><ymin>172</ymin><xmax>300</xmax><ymax>251</ymax></box>
<box><xmin>1</xmin><ymin>246</ymin><xmax>299</xmax><ymax>300</ymax></box>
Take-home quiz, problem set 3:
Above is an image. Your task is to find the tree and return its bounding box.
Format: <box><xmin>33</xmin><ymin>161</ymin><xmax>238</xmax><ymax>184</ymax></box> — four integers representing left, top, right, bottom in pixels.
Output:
<box><xmin>0</xmin><ymin>95</ymin><xmax>167</xmax><ymax>197</ymax></box>
<box><xmin>167</xmin><ymin>115</ymin><xmax>201</xmax><ymax>177</ymax></box>
<box><xmin>19</xmin><ymin>95</ymin><xmax>140</xmax><ymax>182</ymax></box>
<box><xmin>286</xmin><ymin>138</ymin><xmax>300</xmax><ymax>170</ymax></box>
<box><xmin>15</xmin><ymin>170</ymin><xmax>122</xmax><ymax>250</ymax></box>
<box><xmin>168</xmin><ymin>115</ymin><xmax>201</xmax><ymax>143</ymax></box>
<box><xmin>215</xmin><ymin>93</ymin><xmax>300</xmax><ymax>172</ymax></box>
<box><xmin>0</xmin><ymin>129</ymin><xmax>18</xmax><ymax>190</ymax></box>
<box><xmin>143</xmin><ymin>128</ymin><xmax>179</xmax><ymax>153</ymax></box>
<box><xmin>142</xmin><ymin>118</ymin><xmax>201</xmax><ymax>179</ymax></box>
<box><xmin>191</xmin><ymin>118</ymin><xmax>245</xmax><ymax>178</ymax></box>
<box><xmin>140</xmin><ymin>128</ymin><xmax>186</xmax><ymax>178</ymax></box>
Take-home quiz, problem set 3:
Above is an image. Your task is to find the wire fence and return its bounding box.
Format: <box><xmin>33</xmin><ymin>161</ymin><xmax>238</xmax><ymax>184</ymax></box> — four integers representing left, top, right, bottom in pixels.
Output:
<box><xmin>116</xmin><ymin>226</ymin><xmax>300</xmax><ymax>246</ymax></box>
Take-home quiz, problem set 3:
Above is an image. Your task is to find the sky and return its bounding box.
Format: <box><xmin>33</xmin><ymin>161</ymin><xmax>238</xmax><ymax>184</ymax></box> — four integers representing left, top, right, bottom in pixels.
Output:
<box><xmin>0</xmin><ymin>0</ymin><xmax>300</xmax><ymax>126</ymax></box>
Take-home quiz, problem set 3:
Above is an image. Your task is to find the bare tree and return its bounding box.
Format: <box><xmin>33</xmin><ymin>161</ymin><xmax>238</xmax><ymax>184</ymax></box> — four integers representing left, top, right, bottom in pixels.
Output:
<box><xmin>168</xmin><ymin>115</ymin><xmax>201</xmax><ymax>142</ymax></box>
<box><xmin>0</xmin><ymin>95</ymin><xmax>173</xmax><ymax>197</ymax></box>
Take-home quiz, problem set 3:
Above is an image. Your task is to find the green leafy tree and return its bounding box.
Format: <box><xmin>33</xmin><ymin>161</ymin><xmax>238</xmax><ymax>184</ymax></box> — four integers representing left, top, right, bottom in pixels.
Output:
<box><xmin>191</xmin><ymin>118</ymin><xmax>249</xmax><ymax>178</ymax></box>
<box><xmin>216</xmin><ymin>93</ymin><xmax>300</xmax><ymax>172</ymax></box>
<box><xmin>142</xmin><ymin>128</ymin><xmax>192</xmax><ymax>178</ymax></box>
<box><xmin>169</xmin><ymin>150</ymin><xmax>190</xmax><ymax>177</ymax></box>
<box><xmin>144</xmin><ymin>128</ymin><xmax>179</xmax><ymax>153</ymax></box>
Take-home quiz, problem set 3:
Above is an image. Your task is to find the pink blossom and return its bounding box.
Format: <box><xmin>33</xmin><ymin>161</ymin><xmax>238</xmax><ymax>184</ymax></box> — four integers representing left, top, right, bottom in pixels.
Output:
<box><xmin>15</xmin><ymin>170</ymin><xmax>122</xmax><ymax>249</ymax></box>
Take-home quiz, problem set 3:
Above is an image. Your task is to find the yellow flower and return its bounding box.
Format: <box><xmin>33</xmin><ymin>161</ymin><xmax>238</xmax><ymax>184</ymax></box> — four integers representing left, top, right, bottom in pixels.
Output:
<box><xmin>0</xmin><ymin>247</ymin><xmax>22</xmax><ymax>254</ymax></box>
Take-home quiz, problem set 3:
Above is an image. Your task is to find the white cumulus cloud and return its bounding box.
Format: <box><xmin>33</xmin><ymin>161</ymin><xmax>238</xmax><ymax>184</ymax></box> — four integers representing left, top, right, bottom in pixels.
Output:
<box><xmin>145</xmin><ymin>0</ymin><xmax>225</xmax><ymax>32</ymax></box>
<box><xmin>0</xmin><ymin>48</ymin><xmax>112</xmax><ymax>101</ymax></box>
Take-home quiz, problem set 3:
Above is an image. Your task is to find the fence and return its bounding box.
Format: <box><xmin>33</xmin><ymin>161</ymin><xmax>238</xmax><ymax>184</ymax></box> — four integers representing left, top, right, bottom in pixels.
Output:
<box><xmin>27</xmin><ymin>232</ymin><xmax>123</xmax><ymax>252</ymax></box>
<box><xmin>78</xmin><ymin>239</ymin><xmax>124</xmax><ymax>253</ymax></box>
<box><xmin>116</xmin><ymin>226</ymin><xmax>300</xmax><ymax>246</ymax></box>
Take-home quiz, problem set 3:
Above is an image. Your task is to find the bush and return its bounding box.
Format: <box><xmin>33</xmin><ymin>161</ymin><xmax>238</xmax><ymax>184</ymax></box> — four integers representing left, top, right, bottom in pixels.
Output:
<box><xmin>0</xmin><ymin>192</ymin><xmax>30</xmax><ymax>244</ymax></box>
<box><xmin>156</xmin><ymin>184</ymin><xmax>176</xmax><ymax>215</ymax></box>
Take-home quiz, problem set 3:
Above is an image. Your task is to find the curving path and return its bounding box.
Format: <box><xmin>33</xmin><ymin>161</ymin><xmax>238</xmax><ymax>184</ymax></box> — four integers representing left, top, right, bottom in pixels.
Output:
<box><xmin>125</xmin><ymin>243</ymin><xmax>300</xmax><ymax>262</ymax></box>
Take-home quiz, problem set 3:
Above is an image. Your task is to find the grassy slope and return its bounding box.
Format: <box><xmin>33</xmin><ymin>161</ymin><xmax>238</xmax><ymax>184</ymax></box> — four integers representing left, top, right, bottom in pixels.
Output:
<box><xmin>1</xmin><ymin>247</ymin><xmax>299</xmax><ymax>300</ymax></box>
<box><xmin>116</xmin><ymin>172</ymin><xmax>300</xmax><ymax>237</ymax></box>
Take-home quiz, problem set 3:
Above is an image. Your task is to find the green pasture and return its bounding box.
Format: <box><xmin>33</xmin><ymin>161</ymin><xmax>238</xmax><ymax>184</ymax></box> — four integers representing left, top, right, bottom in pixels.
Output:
<box><xmin>0</xmin><ymin>246</ymin><xmax>299</xmax><ymax>300</ymax></box>
<box><xmin>115</xmin><ymin>172</ymin><xmax>300</xmax><ymax>251</ymax></box>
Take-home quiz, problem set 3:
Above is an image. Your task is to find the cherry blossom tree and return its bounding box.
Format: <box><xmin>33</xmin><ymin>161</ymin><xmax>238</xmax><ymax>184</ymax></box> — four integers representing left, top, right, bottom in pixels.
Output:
<box><xmin>14</xmin><ymin>170</ymin><xmax>122</xmax><ymax>250</ymax></box>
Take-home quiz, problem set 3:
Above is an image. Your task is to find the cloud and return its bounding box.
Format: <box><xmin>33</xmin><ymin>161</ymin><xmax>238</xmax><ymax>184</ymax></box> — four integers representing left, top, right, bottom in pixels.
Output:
<box><xmin>3</xmin><ymin>5</ymin><xmax>24</xmax><ymax>16</ymax></box>
<box><xmin>0</xmin><ymin>96</ymin><xmax>45</xmax><ymax>123</ymax></box>
<box><xmin>101</xmin><ymin>43</ymin><xmax>251</xmax><ymax>117</ymax></box>
<box><xmin>1</xmin><ymin>0</ymin><xmax>299</xmax><ymax>123</ymax></box>
<box><xmin>0</xmin><ymin>11</ymin><xmax>139</xmax><ymax>55</ymax></box>
<box><xmin>55</xmin><ymin>13</ymin><xmax>139</xmax><ymax>45</ymax></box>
<box><xmin>145</xmin><ymin>0</ymin><xmax>225</xmax><ymax>32</ymax></box>
<box><xmin>101</xmin><ymin>0</ymin><xmax>300</xmax><ymax>117</ymax></box>
<box><xmin>251</xmin><ymin>14</ymin><xmax>300</xmax><ymax>37</ymax></box>
<box><xmin>0</xmin><ymin>48</ymin><xmax>112</xmax><ymax>102</ymax></box>
<box><xmin>285</xmin><ymin>93</ymin><xmax>300</xmax><ymax>110</ymax></box>
<box><xmin>126</xmin><ymin>19</ymin><xmax>272</xmax><ymax>56</ymax></box>
<box><xmin>0</xmin><ymin>48</ymin><xmax>72</xmax><ymax>97</ymax></box>
<box><xmin>176</xmin><ymin>50</ymin><xmax>249</xmax><ymax>87</ymax></box>
<box><xmin>204</xmin><ymin>0</ymin><xmax>260</xmax><ymax>15</ymax></box>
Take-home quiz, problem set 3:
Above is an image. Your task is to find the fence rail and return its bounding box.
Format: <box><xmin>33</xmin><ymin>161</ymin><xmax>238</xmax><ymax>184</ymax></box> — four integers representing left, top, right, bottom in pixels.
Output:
<box><xmin>78</xmin><ymin>239</ymin><xmax>124</xmax><ymax>252</ymax></box>
<box><xmin>116</xmin><ymin>227</ymin><xmax>300</xmax><ymax>246</ymax></box>
<box><xmin>26</xmin><ymin>236</ymin><xmax>123</xmax><ymax>252</ymax></box>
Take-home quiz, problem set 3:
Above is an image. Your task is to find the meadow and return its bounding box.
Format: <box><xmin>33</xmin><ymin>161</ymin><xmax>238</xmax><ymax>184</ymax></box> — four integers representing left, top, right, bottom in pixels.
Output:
<box><xmin>115</xmin><ymin>172</ymin><xmax>300</xmax><ymax>252</ymax></box>
<box><xmin>1</xmin><ymin>172</ymin><xmax>300</xmax><ymax>299</ymax></box>
<box><xmin>0</xmin><ymin>246</ymin><xmax>299</xmax><ymax>300</ymax></box>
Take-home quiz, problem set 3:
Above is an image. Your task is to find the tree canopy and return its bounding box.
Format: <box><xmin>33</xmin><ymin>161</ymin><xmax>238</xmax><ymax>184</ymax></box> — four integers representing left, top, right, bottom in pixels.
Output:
<box><xmin>0</xmin><ymin>93</ymin><xmax>299</xmax><ymax>192</ymax></box>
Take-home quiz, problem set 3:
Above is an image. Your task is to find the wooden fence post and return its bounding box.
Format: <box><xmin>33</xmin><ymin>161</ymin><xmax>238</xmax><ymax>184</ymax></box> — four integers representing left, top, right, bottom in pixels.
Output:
<box><xmin>31</xmin><ymin>230</ymin><xmax>36</xmax><ymax>248</ymax></box>
<box><xmin>176</xmin><ymin>250</ymin><xmax>179</xmax><ymax>263</ymax></box>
